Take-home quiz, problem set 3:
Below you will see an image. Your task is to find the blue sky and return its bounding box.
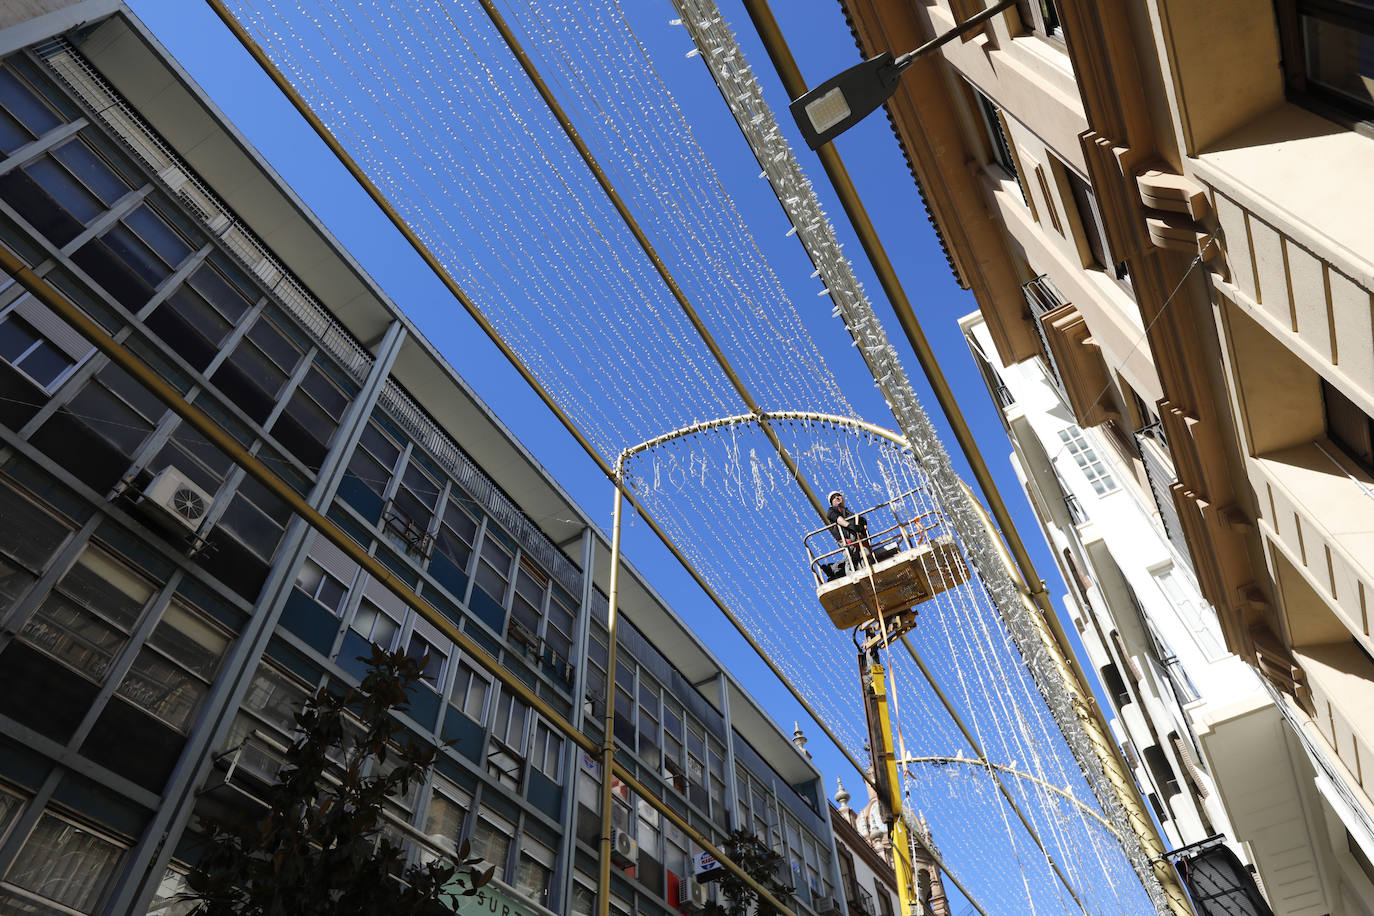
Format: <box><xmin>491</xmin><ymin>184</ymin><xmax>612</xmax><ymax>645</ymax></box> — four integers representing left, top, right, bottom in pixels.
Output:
<box><xmin>121</xmin><ymin>0</ymin><xmax>1109</xmax><ymax>908</ymax></box>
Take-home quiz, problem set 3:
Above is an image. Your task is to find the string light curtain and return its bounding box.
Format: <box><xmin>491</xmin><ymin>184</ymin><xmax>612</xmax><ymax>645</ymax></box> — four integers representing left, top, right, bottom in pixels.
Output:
<box><xmin>219</xmin><ymin>1</ymin><xmax>1157</xmax><ymax>911</ymax></box>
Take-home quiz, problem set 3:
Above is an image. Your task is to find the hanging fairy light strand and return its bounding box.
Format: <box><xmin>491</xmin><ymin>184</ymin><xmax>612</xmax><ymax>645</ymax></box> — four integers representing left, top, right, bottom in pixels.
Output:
<box><xmin>219</xmin><ymin>1</ymin><xmax>1157</xmax><ymax>911</ymax></box>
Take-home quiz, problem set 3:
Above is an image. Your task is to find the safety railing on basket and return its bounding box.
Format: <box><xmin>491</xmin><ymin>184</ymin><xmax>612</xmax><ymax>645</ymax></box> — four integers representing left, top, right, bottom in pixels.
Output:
<box><xmin>801</xmin><ymin>489</ymin><xmax>943</xmax><ymax>586</ymax></box>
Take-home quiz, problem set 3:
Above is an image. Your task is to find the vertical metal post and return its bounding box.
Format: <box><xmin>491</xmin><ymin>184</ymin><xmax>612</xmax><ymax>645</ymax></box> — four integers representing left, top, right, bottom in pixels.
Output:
<box><xmin>597</xmin><ymin>468</ymin><xmax>626</xmax><ymax>916</ymax></box>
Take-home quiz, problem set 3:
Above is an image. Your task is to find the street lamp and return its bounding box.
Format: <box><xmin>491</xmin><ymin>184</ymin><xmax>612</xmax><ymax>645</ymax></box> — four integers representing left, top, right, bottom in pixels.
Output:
<box><xmin>789</xmin><ymin>0</ymin><xmax>1017</xmax><ymax>149</ymax></box>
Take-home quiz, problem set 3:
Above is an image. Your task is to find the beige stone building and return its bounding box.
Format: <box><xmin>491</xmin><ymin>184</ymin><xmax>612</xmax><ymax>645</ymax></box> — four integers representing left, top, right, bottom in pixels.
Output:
<box><xmin>823</xmin><ymin>0</ymin><xmax>1374</xmax><ymax>913</ymax></box>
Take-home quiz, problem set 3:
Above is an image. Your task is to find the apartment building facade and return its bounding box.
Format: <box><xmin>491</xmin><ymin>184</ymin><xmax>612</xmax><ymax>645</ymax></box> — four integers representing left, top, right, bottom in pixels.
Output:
<box><xmin>0</xmin><ymin>3</ymin><xmax>845</xmax><ymax>915</ymax></box>
<box><xmin>830</xmin><ymin>779</ymin><xmax>948</xmax><ymax>916</ymax></box>
<box><xmin>830</xmin><ymin>0</ymin><xmax>1374</xmax><ymax>912</ymax></box>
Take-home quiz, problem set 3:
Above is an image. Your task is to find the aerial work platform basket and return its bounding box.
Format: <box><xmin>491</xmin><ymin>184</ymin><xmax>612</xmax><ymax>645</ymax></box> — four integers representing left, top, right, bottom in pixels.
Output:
<box><xmin>804</xmin><ymin>490</ymin><xmax>970</xmax><ymax>630</ymax></box>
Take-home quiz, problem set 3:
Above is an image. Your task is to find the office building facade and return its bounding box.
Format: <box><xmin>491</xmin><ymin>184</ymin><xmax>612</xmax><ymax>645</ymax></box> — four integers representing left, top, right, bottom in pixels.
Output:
<box><xmin>831</xmin><ymin>0</ymin><xmax>1374</xmax><ymax>912</ymax></box>
<box><xmin>0</xmin><ymin>3</ymin><xmax>842</xmax><ymax>915</ymax></box>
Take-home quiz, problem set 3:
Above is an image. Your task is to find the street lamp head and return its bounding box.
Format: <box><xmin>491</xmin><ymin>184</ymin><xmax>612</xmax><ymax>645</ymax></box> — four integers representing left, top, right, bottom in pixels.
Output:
<box><xmin>789</xmin><ymin>52</ymin><xmax>905</xmax><ymax>150</ymax></box>
<box><xmin>787</xmin><ymin>0</ymin><xmax>1016</xmax><ymax>150</ymax></box>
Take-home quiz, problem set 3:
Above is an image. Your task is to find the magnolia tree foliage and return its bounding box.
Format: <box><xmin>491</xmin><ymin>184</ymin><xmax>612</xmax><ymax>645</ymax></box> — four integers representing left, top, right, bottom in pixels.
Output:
<box><xmin>712</xmin><ymin>829</ymin><xmax>795</xmax><ymax>916</ymax></box>
<box><xmin>187</xmin><ymin>645</ymin><xmax>493</xmax><ymax>915</ymax></box>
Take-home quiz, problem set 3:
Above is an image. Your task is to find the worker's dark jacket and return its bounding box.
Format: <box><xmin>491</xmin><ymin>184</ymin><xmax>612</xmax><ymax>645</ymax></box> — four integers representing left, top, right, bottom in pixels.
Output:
<box><xmin>827</xmin><ymin>506</ymin><xmax>868</xmax><ymax>543</ymax></box>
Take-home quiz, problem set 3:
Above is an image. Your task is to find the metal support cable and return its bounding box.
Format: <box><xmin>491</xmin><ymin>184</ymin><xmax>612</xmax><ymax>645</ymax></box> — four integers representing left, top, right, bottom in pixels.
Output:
<box><xmin>0</xmin><ymin>246</ymin><xmax>797</xmax><ymax>916</ymax></box>
<box><xmin>471</xmin><ymin>0</ymin><xmax>827</xmax><ymax>518</ymax></box>
<box><xmin>200</xmin><ymin>0</ymin><xmax>868</xmax><ymax>787</ymax></box>
<box><xmin>677</xmin><ymin>1</ymin><xmax>1181</xmax><ymax>910</ymax></box>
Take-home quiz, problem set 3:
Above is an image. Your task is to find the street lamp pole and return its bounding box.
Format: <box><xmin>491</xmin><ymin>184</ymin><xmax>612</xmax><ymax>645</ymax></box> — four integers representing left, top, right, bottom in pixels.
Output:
<box><xmin>789</xmin><ymin>0</ymin><xmax>1017</xmax><ymax>149</ymax></box>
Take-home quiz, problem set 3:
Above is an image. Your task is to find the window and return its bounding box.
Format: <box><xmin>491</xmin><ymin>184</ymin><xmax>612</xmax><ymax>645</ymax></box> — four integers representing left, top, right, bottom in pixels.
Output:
<box><xmin>474</xmin><ymin>530</ymin><xmax>513</xmax><ymax>605</ymax></box>
<box><xmin>1323</xmin><ymin>377</ymin><xmax>1374</xmax><ymax>472</ymax></box>
<box><xmin>510</xmin><ymin>562</ymin><xmax>545</xmax><ymax>639</ymax></box>
<box><xmin>637</xmin><ymin>678</ymin><xmax>661</xmax><ymax>769</ymax></box>
<box><xmin>0</xmin><ymin>64</ymin><xmax>62</xmax><ymax>154</ymax></box>
<box><xmin>1279</xmin><ymin>0</ymin><xmax>1374</xmax><ymax>124</ymax></box>
<box><xmin>490</xmin><ymin>689</ymin><xmax>529</xmax><ymax>788</ymax></box>
<box><xmin>0</xmin><ymin>150</ymin><xmax>104</xmax><ymax>247</ymax></box>
<box><xmin>271</xmin><ymin>364</ymin><xmax>348</xmax><ymax>470</ymax></box>
<box><xmin>973</xmin><ymin>92</ymin><xmax>1027</xmax><ymax>205</ymax></box>
<box><xmin>350</xmin><ymin>597</ymin><xmax>401</xmax><ymax>650</ymax></box>
<box><xmin>64</xmin><ymin>362</ymin><xmax>166</xmax><ymax>458</ymax></box>
<box><xmin>71</xmin><ymin>202</ymin><xmax>196</xmax><ymax>312</ymax></box>
<box><xmin>435</xmin><ymin>496</ymin><xmax>477</xmax><ymax>570</ymax></box>
<box><xmin>422</xmin><ymin>779</ymin><xmax>472</xmax><ymax>857</ymax></box>
<box><xmin>874</xmin><ymin>881</ymin><xmax>895</xmax><ymax>916</ymax></box>
<box><xmin>1142</xmin><ymin>743</ymin><xmax>1182</xmax><ymax>798</ymax></box>
<box><xmin>451</xmin><ymin>659</ymin><xmax>490</xmax><ymax>723</ymax></box>
<box><xmin>145</xmin><ymin>256</ymin><xmax>255</xmax><ymax>376</ymax></box>
<box><xmin>387</xmin><ymin>458</ymin><xmax>440</xmax><ymax>542</ymax></box>
<box><xmin>531</xmin><ymin>718</ymin><xmax>564</xmax><ymax>780</ymax></box>
<box><xmin>295</xmin><ymin>558</ymin><xmax>350</xmax><ymax>615</ymax></box>
<box><xmin>492</xmin><ymin>690</ymin><xmax>529</xmax><ymax>752</ymax></box>
<box><xmin>468</xmin><ymin>814</ymin><xmax>511</xmax><ymax>881</ymax></box>
<box><xmin>0</xmin><ymin>812</ymin><xmax>125</xmax><ymax>914</ymax></box>
<box><xmin>0</xmin><ymin>479</ymin><xmax>72</xmax><ymax>572</ymax></box>
<box><xmin>219</xmin><ymin>473</ymin><xmax>291</xmax><ymax>561</ymax></box>
<box><xmin>1153</xmin><ymin>565</ymin><xmax>1227</xmax><ymax>660</ymax></box>
<box><xmin>1062</xmin><ymin>166</ymin><xmax>1117</xmax><ymax>276</ymax></box>
<box><xmin>405</xmin><ymin>628</ymin><xmax>447</xmax><ymax>688</ymax></box>
<box><xmin>513</xmin><ymin>838</ymin><xmax>554</xmax><ymax>906</ymax></box>
<box><xmin>145</xmin><ymin>867</ymin><xmax>197</xmax><ymax>916</ymax></box>
<box><xmin>20</xmin><ymin>544</ymin><xmax>155</xmax><ymax>682</ymax></box>
<box><xmin>1018</xmin><ymin>0</ymin><xmax>1063</xmax><ymax>38</ymax></box>
<box><xmin>344</xmin><ymin>419</ymin><xmax>402</xmax><ymax>499</ymax></box>
<box><xmin>545</xmin><ymin>586</ymin><xmax>575</xmax><ymax>664</ymax></box>
<box><xmin>1100</xmin><ymin>662</ymin><xmax>1132</xmax><ymax>708</ymax></box>
<box><xmin>209</xmin><ymin>313</ymin><xmax>303</xmax><ymax>425</ymax></box>
<box><xmin>0</xmin><ymin>306</ymin><xmax>82</xmax><ymax>392</ymax></box>
<box><xmin>115</xmin><ymin>599</ymin><xmax>229</xmax><ymax>732</ymax></box>
<box><xmin>1057</xmin><ymin>426</ymin><xmax>1117</xmax><ymax>495</ymax></box>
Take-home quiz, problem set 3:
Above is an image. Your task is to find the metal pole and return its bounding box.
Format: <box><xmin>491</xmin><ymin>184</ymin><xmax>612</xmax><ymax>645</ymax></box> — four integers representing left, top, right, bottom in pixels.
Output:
<box><xmin>0</xmin><ymin>247</ymin><xmax>796</xmax><ymax>916</ymax></box>
<box><xmin>200</xmin><ymin>0</ymin><xmax>859</xmax><ymax>778</ymax></box>
<box><xmin>892</xmin><ymin>0</ymin><xmax>1018</xmax><ymax>70</ymax></box>
<box><xmin>597</xmin><ymin>476</ymin><xmax>625</xmax><ymax>916</ymax></box>
<box><xmin>469</xmin><ymin>0</ymin><xmax>827</xmax><ymax>516</ymax></box>
<box><xmin>900</xmin><ymin>757</ymin><xmax>1117</xmax><ymax>835</ymax></box>
<box><xmin>896</xmin><ymin>635</ymin><xmax>1089</xmax><ymax>914</ymax></box>
<box><xmin>961</xmin><ymin>483</ymin><xmax>1192</xmax><ymax>915</ymax></box>
<box><xmin>737</xmin><ymin>6</ymin><xmax>1191</xmax><ymax>912</ymax></box>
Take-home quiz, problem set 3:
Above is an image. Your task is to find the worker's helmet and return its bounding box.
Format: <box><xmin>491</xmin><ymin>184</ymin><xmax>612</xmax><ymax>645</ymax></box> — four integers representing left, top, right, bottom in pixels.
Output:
<box><xmin>827</xmin><ymin>490</ymin><xmax>844</xmax><ymax>504</ymax></box>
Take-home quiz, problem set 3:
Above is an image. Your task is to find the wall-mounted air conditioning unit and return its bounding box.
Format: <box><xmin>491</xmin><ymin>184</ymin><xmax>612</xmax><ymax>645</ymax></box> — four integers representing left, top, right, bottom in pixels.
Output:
<box><xmin>144</xmin><ymin>466</ymin><xmax>214</xmax><ymax>531</ymax></box>
<box><xmin>610</xmin><ymin>827</ymin><xmax>638</xmax><ymax>867</ymax></box>
<box><xmin>678</xmin><ymin>876</ymin><xmax>711</xmax><ymax>913</ymax></box>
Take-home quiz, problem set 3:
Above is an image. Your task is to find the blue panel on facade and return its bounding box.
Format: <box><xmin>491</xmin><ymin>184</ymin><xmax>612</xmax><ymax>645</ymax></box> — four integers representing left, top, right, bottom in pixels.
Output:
<box><xmin>279</xmin><ymin>589</ymin><xmax>342</xmax><ymax>655</ymax></box>
<box><xmin>404</xmin><ymin>683</ymin><xmax>441</xmax><ymax>729</ymax></box>
<box><xmin>374</xmin><ymin>545</ymin><xmax>417</xmax><ymax>587</ymax></box>
<box><xmin>442</xmin><ymin>710</ymin><xmax>486</xmax><ymax>763</ymax></box>
<box><xmin>527</xmin><ymin>769</ymin><xmax>562</xmax><ymax>820</ymax></box>
<box><xmin>265</xmin><ymin>636</ymin><xmax>325</xmax><ymax>686</ymax></box>
<box><xmin>336</xmin><ymin>475</ymin><xmax>384</xmax><ymax>522</ymax></box>
<box><xmin>0</xmin><ymin>733</ymin><xmax>51</xmax><ymax>790</ymax></box>
<box><xmin>468</xmin><ymin>587</ymin><xmax>506</xmax><ymax>633</ymax></box>
<box><xmin>336</xmin><ymin>630</ymin><xmax>375</xmax><ymax>682</ymax></box>
<box><xmin>429</xmin><ymin>553</ymin><xmax>469</xmax><ymax>605</ymax></box>
<box><xmin>51</xmin><ymin>772</ymin><xmax>150</xmax><ymax>839</ymax></box>
<box><xmin>326</xmin><ymin>504</ymin><xmax>372</xmax><ymax>549</ymax></box>
<box><xmin>465</xmin><ymin>624</ymin><xmax>503</xmax><ymax>661</ymax></box>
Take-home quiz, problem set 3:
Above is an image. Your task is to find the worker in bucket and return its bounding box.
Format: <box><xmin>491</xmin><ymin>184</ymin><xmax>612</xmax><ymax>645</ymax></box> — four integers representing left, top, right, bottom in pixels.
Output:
<box><xmin>826</xmin><ymin>490</ymin><xmax>873</xmax><ymax>575</ymax></box>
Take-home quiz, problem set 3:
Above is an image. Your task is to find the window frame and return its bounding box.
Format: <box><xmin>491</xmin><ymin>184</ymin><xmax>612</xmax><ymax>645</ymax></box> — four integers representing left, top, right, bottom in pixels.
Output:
<box><xmin>294</xmin><ymin>557</ymin><xmax>350</xmax><ymax>616</ymax></box>
<box><xmin>0</xmin><ymin>307</ymin><xmax>80</xmax><ymax>393</ymax></box>
<box><xmin>1277</xmin><ymin>0</ymin><xmax>1374</xmax><ymax>132</ymax></box>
